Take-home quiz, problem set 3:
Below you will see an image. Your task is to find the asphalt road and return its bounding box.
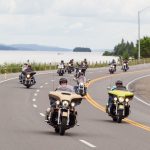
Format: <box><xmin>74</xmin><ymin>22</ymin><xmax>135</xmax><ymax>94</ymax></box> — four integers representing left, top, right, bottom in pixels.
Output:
<box><xmin>0</xmin><ymin>64</ymin><xmax>150</xmax><ymax>150</ymax></box>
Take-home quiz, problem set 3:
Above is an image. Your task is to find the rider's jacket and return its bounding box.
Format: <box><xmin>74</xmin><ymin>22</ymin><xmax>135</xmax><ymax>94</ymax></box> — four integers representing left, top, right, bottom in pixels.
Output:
<box><xmin>56</xmin><ymin>84</ymin><xmax>74</xmax><ymax>92</ymax></box>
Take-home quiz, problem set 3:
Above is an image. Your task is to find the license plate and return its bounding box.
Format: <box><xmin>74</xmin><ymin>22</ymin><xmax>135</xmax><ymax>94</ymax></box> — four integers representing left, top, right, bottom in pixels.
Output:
<box><xmin>62</xmin><ymin>112</ymin><xmax>68</xmax><ymax>117</ymax></box>
<box><xmin>118</xmin><ymin>105</ymin><xmax>124</xmax><ymax>110</ymax></box>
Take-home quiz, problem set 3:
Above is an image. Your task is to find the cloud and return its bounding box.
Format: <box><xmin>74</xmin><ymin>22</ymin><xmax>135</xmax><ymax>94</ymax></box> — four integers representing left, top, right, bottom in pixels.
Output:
<box><xmin>0</xmin><ymin>0</ymin><xmax>149</xmax><ymax>49</ymax></box>
<box><xmin>0</xmin><ymin>0</ymin><xmax>53</xmax><ymax>15</ymax></box>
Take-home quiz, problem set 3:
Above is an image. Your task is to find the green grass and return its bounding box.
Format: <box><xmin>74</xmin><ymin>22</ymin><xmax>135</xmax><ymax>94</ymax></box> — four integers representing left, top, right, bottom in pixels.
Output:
<box><xmin>0</xmin><ymin>59</ymin><xmax>150</xmax><ymax>74</ymax></box>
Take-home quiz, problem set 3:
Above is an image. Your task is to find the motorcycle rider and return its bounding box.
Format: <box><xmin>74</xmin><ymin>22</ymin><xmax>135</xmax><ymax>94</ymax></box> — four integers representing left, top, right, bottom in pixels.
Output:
<box><xmin>58</xmin><ymin>60</ymin><xmax>65</xmax><ymax>68</ymax></box>
<box><xmin>110</xmin><ymin>59</ymin><xmax>116</xmax><ymax>71</ymax></box>
<box><xmin>74</xmin><ymin>72</ymin><xmax>86</xmax><ymax>84</ymax></box>
<box><xmin>23</xmin><ymin>65</ymin><xmax>36</xmax><ymax>84</ymax></box>
<box><xmin>45</xmin><ymin>78</ymin><xmax>75</xmax><ymax>122</ymax></box>
<box><xmin>57</xmin><ymin>60</ymin><xmax>65</xmax><ymax>74</ymax></box>
<box><xmin>122</xmin><ymin>59</ymin><xmax>129</xmax><ymax>70</ymax></box>
<box><xmin>106</xmin><ymin>80</ymin><xmax>126</xmax><ymax>112</ymax></box>
<box><xmin>19</xmin><ymin>63</ymin><xmax>28</xmax><ymax>82</ymax></box>
<box><xmin>74</xmin><ymin>72</ymin><xmax>87</xmax><ymax>94</ymax></box>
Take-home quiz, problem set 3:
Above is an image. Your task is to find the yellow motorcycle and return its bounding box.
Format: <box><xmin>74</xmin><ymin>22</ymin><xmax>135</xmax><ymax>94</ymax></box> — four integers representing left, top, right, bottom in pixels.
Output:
<box><xmin>106</xmin><ymin>89</ymin><xmax>134</xmax><ymax>123</ymax></box>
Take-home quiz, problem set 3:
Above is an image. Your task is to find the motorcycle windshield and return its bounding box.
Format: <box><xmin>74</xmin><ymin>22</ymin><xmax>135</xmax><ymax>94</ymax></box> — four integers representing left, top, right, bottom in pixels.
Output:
<box><xmin>108</xmin><ymin>90</ymin><xmax>134</xmax><ymax>98</ymax></box>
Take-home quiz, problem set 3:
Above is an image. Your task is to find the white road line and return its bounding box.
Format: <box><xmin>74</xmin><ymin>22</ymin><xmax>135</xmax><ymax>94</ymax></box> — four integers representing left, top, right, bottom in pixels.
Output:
<box><xmin>33</xmin><ymin>104</ymin><xmax>38</xmax><ymax>108</ymax></box>
<box><xmin>34</xmin><ymin>93</ymin><xmax>38</xmax><ymax>96</ymax></box>
<box><xmin>40</xmin><ymin>86</ymin><xmax>43</xmax><ymax>88</ymax></box>
<box><xmin>0</xmin><ymin>77</ymin><xmax>18</xmax><ymax>84</ymax></box>
<box><xmin>127</xmin><ymin>74</ymin><xmax>150</xmax><ymax>106</ymax></box>
<box><xmin>32</xmin><ymin>99</ymin><xmax>36</xmax><ymax>102</ymax></box>
<box><xmin>36</xmin><ymin>89</ymin><xmax>40</xmax><ymax>92</ymax></box>
<box><xmin>134</xmin><ymin>96</ymin><xmax>150</xmax><ymax>106</ymax></box>
<box><xmin>79</xmin><ymin>140</ymin><xmax>96</xmax><ymax>148</ymax></box>
<box><xmin>51</xmin><ymin>80</ymin><xmax>55</xmax><ymax>82</ymax></box>
<box><xmin>40</xmin><ymin>113</ymin><xmax>45</xmax><ymax>117</ymax></box>
<box><xmin>45</xmin><ymin>82</ymin><xmax>48</xmax><ymax>85</ymax></box>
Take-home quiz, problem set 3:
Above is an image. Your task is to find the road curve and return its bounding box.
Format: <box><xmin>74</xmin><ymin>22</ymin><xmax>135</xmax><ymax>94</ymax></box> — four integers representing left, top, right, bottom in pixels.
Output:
<box><xmin>0</xmin><ymin>64</ymin><xmax>150</xmax><ymax>150</ymax></box>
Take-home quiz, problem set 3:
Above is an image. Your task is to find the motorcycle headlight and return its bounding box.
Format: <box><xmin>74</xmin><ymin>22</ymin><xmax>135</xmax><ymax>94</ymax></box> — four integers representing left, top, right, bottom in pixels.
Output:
<box><xmin>71</xmin><ymin>102</ymin><xmax>75</xmax><ymax>107</ymax></box>
<box><xmin>80</xmin><ymin>83</ymin><xmax>84</xmax><ymax>87</ymax></box>
<box><xmin>62</xmin><ymin>101</ymin><xmax>69</xmax><ymax>107</ymax></box>
<box><xmin>125</xmin><ymin>98</ymin><xmax>129</xmax><ymax>102</ymax></box>
<box><xmin>114</xmin><ymin>97</ymin><xmax>117</xmax><ymax>101</ymax></box>
<box><xmin>27</xmin><ymin>74</ymin><xmax>30</xmax><ymax>78</ymax></box>
<box><xmin>119</xmin><ymin>97</ymin><xmax>124</xmax><ymax>103</ymax></box>
<box><xmin>56</xmin><ymin>100</ymin><xmax>60</xmax><ymax>105</ymax></box>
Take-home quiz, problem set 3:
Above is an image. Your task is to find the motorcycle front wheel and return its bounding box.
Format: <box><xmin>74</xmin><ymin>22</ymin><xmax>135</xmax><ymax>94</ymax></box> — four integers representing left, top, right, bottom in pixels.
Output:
<box><xmin>59</xmin><ymin>117</ymin><xmax>67</xmax><ymax>136</ymax></box>
<box><xmin>117</xmin><ymin>110</ymin><xmax>123</xmax><ymax>123</ymax></box>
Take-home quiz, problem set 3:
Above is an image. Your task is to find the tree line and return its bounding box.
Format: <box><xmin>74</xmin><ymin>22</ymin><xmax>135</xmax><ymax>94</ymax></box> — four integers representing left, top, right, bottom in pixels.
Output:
<box><xmin>103</xmin><ymin>36</ymin><xmax>150</xmax><ymax>59</ymax></box>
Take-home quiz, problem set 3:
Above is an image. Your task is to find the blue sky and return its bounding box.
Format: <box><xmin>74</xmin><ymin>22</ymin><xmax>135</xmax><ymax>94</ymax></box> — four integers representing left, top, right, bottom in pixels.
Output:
<box><xmin>0</xmin><ymin>0</ymin><xmax>150</xmax><ymax>49</ymax></box>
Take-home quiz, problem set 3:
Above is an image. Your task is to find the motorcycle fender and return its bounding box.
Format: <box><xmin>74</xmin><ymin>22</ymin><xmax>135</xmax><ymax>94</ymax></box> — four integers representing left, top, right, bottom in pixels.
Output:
<box><xmin>118</xmin><ymin>105</ymin><xmax>124</xmax><ymax>110</ymax></box>
<box><xmin>62</xmin><ymin>112</ymin><xmax>68</xmax><ymax>117</ymax></box>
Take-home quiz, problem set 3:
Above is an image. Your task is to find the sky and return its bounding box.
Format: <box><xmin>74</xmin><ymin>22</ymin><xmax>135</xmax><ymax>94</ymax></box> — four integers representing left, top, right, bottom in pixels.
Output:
<box><xmin>0</xmin><ymin>0</ymin><xmax>150</xmax><ymax>50</ymax></box>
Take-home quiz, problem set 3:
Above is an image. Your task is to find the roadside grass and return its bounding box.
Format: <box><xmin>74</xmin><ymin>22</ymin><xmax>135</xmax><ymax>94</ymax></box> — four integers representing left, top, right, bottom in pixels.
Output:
<box><xmin>0</xmin><ymin>58</ymin><xmax>150</xmax><ymax>74</ymax></box>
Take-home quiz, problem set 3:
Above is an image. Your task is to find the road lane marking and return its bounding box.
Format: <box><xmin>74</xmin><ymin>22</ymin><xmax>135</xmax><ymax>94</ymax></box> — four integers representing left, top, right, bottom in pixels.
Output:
<box><xmin>40</xmin><ymin>86</ymin><xmax>43</xmax><ymax>88</ymax></box>
<box><xmin>45</xmin><ymin>82</ymin><xmax>48</xmax><ymax>85</ymax></box>
<box><xmin>36</xmin><ymin>89</ymin><xmax>40</xmax><ymax>92</ymax></box>
<box><xmin>127</xmin><ymin>74</ymin><xmax>150</xmax><ymax>106</ymax></box>
<box><xmin>80</xmin><ymin>140</ymin><xmax>96</xmax><ymax>148</ymax></box>
<box><xmin>40</xmin><ymin>113</ymin><xmax>45</xmax><ymax>117</ymax></box>
<box><xmin>34</xmin><ymin>93</ymin><xmax>38</xmax><ymax>96</ymax></box>
<box><xmin>0</xmin><ymin>77</ymin><xmax>18</xmax><ymax>84</ymax></box>
<box><xmin>85</xmin><ymin>94</ymin><xmax>150</xmax><ymax>132</ymax></box>
<box><xmin>85</xmin><ymin>69</ymin><xmax>150</xmax><ymax>132</ymax></box>
<box><xmin>32</xmin><ymin>98</ymin><xmax>36</xmax><ymax>102</ymax></box>
<box><xmin>33</xmin><ymin>104</ymin><xmax>38</xmax><ymax>108</ymax></box>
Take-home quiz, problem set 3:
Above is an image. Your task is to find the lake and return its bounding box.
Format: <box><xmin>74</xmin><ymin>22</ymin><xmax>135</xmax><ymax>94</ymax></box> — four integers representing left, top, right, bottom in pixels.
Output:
<box><xmin>0</xmin><ymin>51</ymin><xmax>118</xmax><ymax>64</ymax></box>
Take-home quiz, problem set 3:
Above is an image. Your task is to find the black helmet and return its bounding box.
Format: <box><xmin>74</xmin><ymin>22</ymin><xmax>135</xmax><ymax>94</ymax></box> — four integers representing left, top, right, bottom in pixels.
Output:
<box><xmin>115</xmin><ymin>80</ymin><xmax>123</xmax><ymax>86</ymax></box>
<box><xmin>59</xmin><ymin>78</ymin><xmax>68</xmax><ymax>85</ymax></box>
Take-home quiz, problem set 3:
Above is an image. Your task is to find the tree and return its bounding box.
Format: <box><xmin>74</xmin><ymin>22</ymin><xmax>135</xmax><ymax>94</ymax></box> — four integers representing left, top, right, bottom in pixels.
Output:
<box><xmin>137</xmin><ymin>36</ymin><xmax>150</xmax><ymax>58</ymax></box>
<box><xmin>73</xmin><ymin>47</ymin><xmax>91</xmax><ymax>52</ymax></box>
<box><xmin>103</xmin><ymin>51</ymin><xmax>114</xmax><ymax>56</ymax></box>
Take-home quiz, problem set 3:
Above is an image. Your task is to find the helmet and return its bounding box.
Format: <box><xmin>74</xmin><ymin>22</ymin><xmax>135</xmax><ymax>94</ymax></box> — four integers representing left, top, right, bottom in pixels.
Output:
<box><xmin>59</xmin><ymin>78</ymin><xmax>68</xmax><ymax>85</ymax></box>
<box><xmin>115</xmin><ymin>80</ymin><xmax>123</xmax><ymax>86</ymax></box>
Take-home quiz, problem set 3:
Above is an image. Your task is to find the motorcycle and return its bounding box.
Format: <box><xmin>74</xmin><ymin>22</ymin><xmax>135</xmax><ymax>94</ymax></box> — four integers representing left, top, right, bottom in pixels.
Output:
<box><xmin>109</xmin><ymin>64</ymin><xmax>115</xmax><ymax>74</ymax></box>
<box><xmin>106</xmin><ymin>89</ymin><xmax>134</xmax><ymax>123</ymax></box>
<box><xmin>122</xmin><ymin>63</ymin><xmax>128</xmax><ymax>72</ymax></box>
<box><xmin>67</xmin><ymin>64</ymin><xmax>74</xmax><ymax>74</ymax></box>
<box><xmin>22</xmin><ymin>71</ymin><xmax>36</xmax><ymax>88</ymax></box>
<box><xmin>47</xmin><ymin>91</ymin><xmax>82</xmax><ymax>135</ymax></box>
<box><xmin>75</xmin><ymin>82</ymin><xmax>87</xmax><ymax>96</ymax></box>
<box><xmin>57</xmin><ymin>64</ymin><xmax>65</xmax><ymax>76</ymax></box>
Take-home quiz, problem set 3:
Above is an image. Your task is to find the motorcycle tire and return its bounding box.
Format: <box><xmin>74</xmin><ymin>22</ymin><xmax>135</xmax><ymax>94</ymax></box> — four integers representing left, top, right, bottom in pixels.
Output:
<box><xmin>113</xmin><ymin>117</ymin><xmax>117</xmax><ymax>122</ymax></box>
<box><xmin>55</xmin><ymin>127</ymin><xmax>59</xmax><ymax>133</ymax></box>
<box><xmin>26</xmin><ymin>85</ymin><xmax>30</xmax><ymax>88</ymax></box>
<box><xmin>59</xmin><ymin>117</ymin><xmax>67</xmax><ymax>136</ymax></box>
<box><xmin>117</xmin><ymin>110</ymin><xmax>123</xmax><ymax>123</ymax></box>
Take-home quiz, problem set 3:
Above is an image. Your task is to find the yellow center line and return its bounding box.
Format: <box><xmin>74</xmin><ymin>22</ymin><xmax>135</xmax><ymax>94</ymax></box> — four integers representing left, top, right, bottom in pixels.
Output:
<box><xmin>85</xmin><ymin>68</ymin><xmax>150</xmax><ymax>132</ymax></box>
